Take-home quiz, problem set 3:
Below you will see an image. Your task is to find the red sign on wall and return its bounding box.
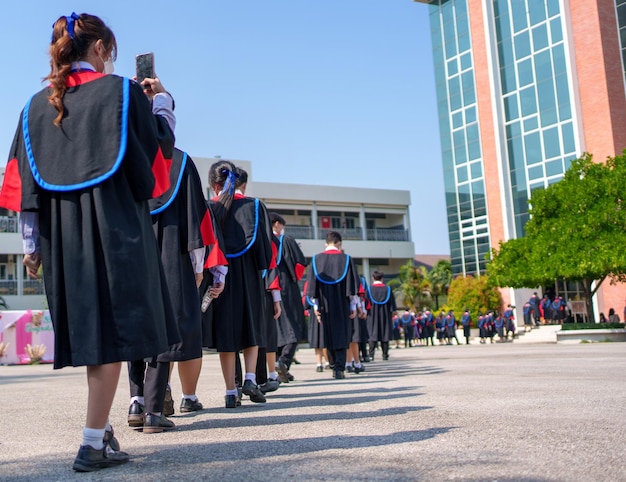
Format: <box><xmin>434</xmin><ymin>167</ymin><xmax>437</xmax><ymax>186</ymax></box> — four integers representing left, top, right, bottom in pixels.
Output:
<box><xmin>321</xmin><ymin>216</ymin><xmax>331</xmax><ymax>229</ymax></box>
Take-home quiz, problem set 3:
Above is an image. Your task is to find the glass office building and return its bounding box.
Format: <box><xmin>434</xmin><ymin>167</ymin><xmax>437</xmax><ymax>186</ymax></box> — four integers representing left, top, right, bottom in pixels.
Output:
<box><xmin>414</xmin><ymin>0</ymin><xmax>626</xmax><ymax>312</ymax></box>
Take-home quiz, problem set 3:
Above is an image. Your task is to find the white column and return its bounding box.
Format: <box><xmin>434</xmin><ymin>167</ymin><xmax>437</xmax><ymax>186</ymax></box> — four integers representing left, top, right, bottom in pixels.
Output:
<box><xmin>360</xmin><ymin>204</ymin><xmax>367</xmax><ymax>240</ymax></box>
<box><xmin>311</xmin><ymin>202</ymin><xmax>318</xmax><ymax>240</ymax></box>
<box><xmin>362</xmin><ymin>258</ymin><xmax>370</xmax><ymax>280</ymax></box>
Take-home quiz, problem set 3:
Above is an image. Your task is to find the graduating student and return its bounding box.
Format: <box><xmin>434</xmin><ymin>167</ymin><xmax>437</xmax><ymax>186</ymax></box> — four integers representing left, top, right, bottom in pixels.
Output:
<box><xmin>1</xmin><ymin>13</ymin><xmax>177</xmax><ymax>471</ymax></box>
<box><xmin>271</xmin><ymin>213</ymin><xmax>308</xmax><ymax>384</ymax></box>
<box><xmin>200</xmin><ymin>160</ymin><xmax>273</xmax><ymax>408</ymax></box>
<box><xmin>127</xmin><ymin>149</ymin><xmax>228</xmax><ymax>432</ymax></box>
<box><xmin>366</xmin><ymin>270</ymin><xmax>397</xmax><ymax>361</ymax></box>
<box><xmin>422</xmin><ymin>308</ymin><xmax>435</xmax><ymax>346</ymax></box>
<box><xmin>461</xmin><ymin>309</ymin><xmax>472</xmax><ymax>344</ymax></box>
<box><xmin>446</xmin><ymin>309</ymin><xmax>461</xmax><ymax>345</ymax></box>
<box><xmin>529</xmin><ymin>292</ymin><xmax>541</xmax><ymax>327</ymax></box>
<box><xmin>306</xmin><ymin>231</ymin><xmax>360</xmax><ymax>379</ymax></box>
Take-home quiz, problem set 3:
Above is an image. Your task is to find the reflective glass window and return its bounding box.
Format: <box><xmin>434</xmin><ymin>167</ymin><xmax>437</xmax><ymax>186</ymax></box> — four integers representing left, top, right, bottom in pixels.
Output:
<box><xmin>468</xmin><ymin>141</ymin><xmax>481</xmax><ymax>160</ymax></box>
<box><xmin>550</xmin><ymin>18</ymin><xmax>563</xmax><ymax>43</ymax></box>
<box><xmin>528</xmin><ymin>164</ymin><xmax>544</xmax><ymax>180</ymax></box>
<box><xmin>535</xmin><ymin>50</ymin><xmax>553</xmax><ymax>81</ymax></box>
<box><xmin>528</xmin><ymin>0</ymin><xmax>547</xmax><ymax>24</ymax></box>
<box><xmin>555</xmin><ymin>74</ymin><xmax>571</xmax><ymax>120</ymax></box>
<box><xmin>520</xmin><ymin>86</ymin><xmax>537</xmax><ymax>116</ymax></box>
<box><xmin>532</xmin><ymin>24</ymin><xmax>549</xmax><ymax>51</ymax></box>
<box><xmin>509</xmin><ymin>136</ymin><xmax>525</xmax><ymax>170</ymax></box>
<box><xmin>523</xmin><ymin>116</ymin><xmax>538</xmax><ymax>131</ymax></box>
<box><xmin>524</xmin><ymin>132</ymin><xmax>542</xmax><ymax>165</ymax></box>
<box><xmin>465</xmin><ymin>106</ymin><xmax>476</xmax><ymax>123</ymax></box>
<box><xmin>547</xmin><ymin>0</ymin><xmax>560</xmax><ymax>17</ymax></box>
<box><xmin>514</xmin><ymin>31</ymin><xmax>531</xmax><ymax>59</ymax></box>
<box><xmin>504</xmin><ymin>94</ymin><xmax>519</xmax><ymax>120</ymax></box>
<box><xmin>562</xmin><ymin>122</ymin><xmax>576</xmax><ymax>153</ymax></box>
<box><xmin>518</xmin><ymin>58</ymin><xmax>534</xmax><ymax>87</ymax></box>
<box><xmin>511</xmin><ymin>0</ymin><xmax>528</xmax><ymax>32</ymax></box>
<box><xmin>543</xmin><ymin>126</ymin><xmax>561</xmax><ymax>159</ymax></box>
<box><xmin>453</xmin><ymin>112</ymin><xmax>463</xmax><ymax>128</ymax></box>
<box><xmin>461</xmin><ymin>52</ymin><xmax>472</xmax><ymax>70</ymax></box>
<box><xmin>447</xmin><ymin>58</ymin><xmax>458</xmax><ymax>76</ymax></box>
<box><xmin>457</xmin><ymin>165</ymin><xmax>469</xmax><ymax>183</ymax></box>
<box><xmin>462</xmin><ymin>71</ymin><xmax>475</xmax><ymax>105</ymax></box>
<box><xmin>470</xmin><ymin>161</ymin><xmax>482</xmax><ymax>179</ymax></box>
<box><xmin>545</xmin><ymin>158</ymin><xmax>563</xmax><ymax>177</ymax></box>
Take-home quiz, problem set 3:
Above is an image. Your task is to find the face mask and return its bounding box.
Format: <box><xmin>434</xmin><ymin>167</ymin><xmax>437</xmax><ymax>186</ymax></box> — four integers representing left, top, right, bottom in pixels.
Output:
<box><xmin>103</xmin><ymin>58</ymin><xmax>115</xmax><ymax>75</ymax></box>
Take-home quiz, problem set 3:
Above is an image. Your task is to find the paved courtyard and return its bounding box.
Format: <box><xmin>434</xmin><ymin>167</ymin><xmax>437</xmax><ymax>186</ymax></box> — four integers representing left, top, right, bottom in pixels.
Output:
<box><xmin>0</xmin><ymin>339</ymin><xmax>624</xmax><ymax>481</ymax></box>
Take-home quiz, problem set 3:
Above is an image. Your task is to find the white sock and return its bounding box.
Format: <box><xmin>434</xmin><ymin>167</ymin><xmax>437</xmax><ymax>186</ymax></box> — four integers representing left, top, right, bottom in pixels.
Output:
<box><xmin>225</xmin><ymin>388</ymin><xmax>238</xmax><ymax>396</ymax></box>
<box><xmin>244</xmin><ymin>372</ymin><xmax>257</xmax><ymax>385</ymax></box>
<box><xmin>130</xmin><ymin>396</ymin><xmax>144</xmax><ymax>405</ymax></box>
<box><xmin>82</xmin><ymin>427</ymin><xmax>105</xmax><ymax>450</ymax></box>
<box><xmin>269</xmin><ymin>371</ymin><xmax>278</xmax><ymax>380</ymax></box>
<box><xmin>182</xmin><ymin>394</ymin><xmax>197</xmax><ymax>401</ymax></box>
<box><xmin>355</xmin><ymin>362</ymin><xmax>362</xmax><ymax>368</ymax></box>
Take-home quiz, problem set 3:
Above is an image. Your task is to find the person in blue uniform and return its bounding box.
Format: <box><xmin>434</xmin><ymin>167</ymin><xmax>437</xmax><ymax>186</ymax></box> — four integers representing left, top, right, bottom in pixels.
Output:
<box><xmin>127</xmin><ymin>149</ymin><xmax>228</xmax><ymax>432</ymax></box>
<box><xmin>271</xmin><ymin>213</ymin><xmax>308</xmax><ymax>384</ymax></box>
<box><xmin>201</xmin><ymin>160</ymin><xmax>273</xmax><ymax>408</ymax></box>
<box><xmin>365</xmin><ymin>270</ymin><xmax>397</xmax><ymax>361</ymax></box>
<box><xmin>1</xmin><ymin>13</ymin><xmax>178</xmax><ymax>471</ymax></box>
<box><xmin>305</xmin><ymin>231</ymin><xmax>360</xmax><ymax>379</ymax></box>
<box><xmin>461</xmin><ymin>309</ymin><xmax>472</xmax><ymax>344</ymax></box>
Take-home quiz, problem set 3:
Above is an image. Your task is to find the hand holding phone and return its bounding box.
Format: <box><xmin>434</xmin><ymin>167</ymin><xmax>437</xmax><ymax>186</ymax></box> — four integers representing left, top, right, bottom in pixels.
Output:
<box><xmin>135</xmin><ymin>52</ymin><xmax>155</xmax><ymax>87</ymax></box>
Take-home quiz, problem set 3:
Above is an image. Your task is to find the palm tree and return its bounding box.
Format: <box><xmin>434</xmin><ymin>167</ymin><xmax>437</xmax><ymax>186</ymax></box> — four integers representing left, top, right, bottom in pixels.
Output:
<box><xmin>389</xmin><ymin>261</ymin><xmax>431</xmax><ymax>311</ymax></box>
<box><xmin>427</xmin><ymin>259</ymin><xmax>452</xmax><ymax>310</ymax></box>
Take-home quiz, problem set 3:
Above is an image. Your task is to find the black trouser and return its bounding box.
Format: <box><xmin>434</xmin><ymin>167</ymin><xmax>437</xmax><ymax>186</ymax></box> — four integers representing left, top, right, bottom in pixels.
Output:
<box><xmin>359</xmin><ymin>341</ymin><xmax>368</xmax><ymax>360</ymax></box>
<box><xmin>369</xmin><ymin>341</ymin><xmax>389</xmax><ymax>357</ymax></box>
<box><xmin>128</xmin><ymin>359</ymin><xmax>170</xmax><ymax>414</ymax></box>
<box><xmin>330</xmin><ymin>348</ymin><xmax>346</xmax><ymax>371</ymax></box>
<box><xmin>277</xmin><ymin>342</ymin><xmax>298</xmax><ymax>369</ymax></box>
<box><xmin>256</xmin><ymin>347</ymin><xmax>268</xmax><ymax>385</ymax></box>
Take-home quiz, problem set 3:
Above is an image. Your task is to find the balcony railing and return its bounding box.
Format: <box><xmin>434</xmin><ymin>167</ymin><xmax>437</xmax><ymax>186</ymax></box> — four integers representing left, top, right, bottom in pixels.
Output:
<box><xmin>286</xmin><ymin>226</ymin><xmax>409</xmax><ymax>242</ymax></box>
<box><xmin>0</xmin><ymin>216</ymin><xmax>18</xmax><ymax>233</ymax></box>
<box><xmin>0</xmin><ymin>280</ymin><xmax>17</xmax><ymax>295</ymax></box>
<box><xmin>23</xmin><ymin>279</ymin><xmax>45</xmax><ymax>295</ymax></box>
<box><xmin>286</xmin><ymin>226</ymin><xmax>315</xmax><ymax>239</ymax></box>
<box><xmin>366</xmin><ymin>228</ymin><xmax>409</xmax><ymax>241</ymax></box>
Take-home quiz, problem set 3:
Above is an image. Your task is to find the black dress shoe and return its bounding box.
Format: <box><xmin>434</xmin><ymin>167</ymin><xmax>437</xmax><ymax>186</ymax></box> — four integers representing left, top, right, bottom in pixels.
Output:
<box><xmin>163</xmin><ymin>385</ymin><xmax>174</xmax><ymax>417</ymax></box>
<box><xmin>259</xmin><ymin>379</ymin><xmax>280</xmax><ymax>394</ymax></box>
<box><xmin>143</xmin><ymin>413</ymin><xmax>175</xmax><ymax>434</ymax></box>
<box><xmin>316</xmin><ymin>366</ymin><xmax>324</xmax><ymax>373</ymax></box>
<box><xmin>103</xmin><ymin>427</ymin><xmax>120</xmax><ymax>452</ymax></box>
<box><xmin>354</xmin><ymin>365</ymin><xmax>365</xmax><ymax>374</ymax></box>
<box><xmin>287</xmin><ymin>371</ymin><xmax>295</xmax><ymax>382</ymax></box>
<box><xmin>363</xmin><ymin>356</ymin><xmax>371</xmax><ymax>363</ymax></box>
<box><xmin>346</xmin><ymin>364</ymin><xmax>354</xmax><ymax>373</ymax></box>
<box><xmin>72</xmin><ymin>444</ymin><xmax>129</xmax><ymax>472</ymax></box>
<box><xmin>276</xmin><ymin>360</ymin><xmax>290</xmax><ymax>383</ymax></box>
<box><xmin>180</xmin><ymin>398</ymin><xmax>204</xmax><ymax>412</ymax></box>
<box><xmin>225</xmin><ymin>394</ymin><xmax>241</xmax><ymax>408</ymax></box>
<box><xmin>127</xmin><ymin>401</ymin><xmax>144</xmax><ymax>428</ymax></box>
<box><xmin>382</xmin><ymin>354</ymin><xmax>389</xmax><ymax>360</ymax></box>
<box><xmin>292</xmin><ymin>357</ymin><xmax>301</xmax><ymax>365</ymax></box>
<box><xmin>333</xmin><ymin>370</ymin><xmax>346</xmax><ymax>379</ymax></box>
<box><xmin>242</xmin><ymin>380</ymin><xmax>266</xmax><ymax>403</ymax></box>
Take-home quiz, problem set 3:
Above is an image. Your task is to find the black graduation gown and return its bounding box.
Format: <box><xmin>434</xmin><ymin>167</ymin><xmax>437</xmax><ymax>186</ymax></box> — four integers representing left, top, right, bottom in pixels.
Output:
<box><xmin>303</xmin><ymin>282</ymin><xmax>324</xmax><ymax>349</ymax></box>
<box><xmin>150</xmin><ymin>149</ymin><xmax>225</xmax><ymax>361</ymax></box>
<box><xmin>274</xmin><ymin>234</ymin><xmax>307</xmax><ymax>346</ymax></box>
<box><xmin>366</xmin><ymin>283</ymin><xmax>397</xmax><ymax>342</ymax></box>
<box><xmin>0</xmin><ymin>72</ymin><xmax>179</xmax><ymax>368</ymax></box>
<box><xmin>305</xmin><ymin>251</ymin><xmax>358</xmax><ymax>350</ymax></box>
<box><xmin>259</xmin><ymin>265</ymin><xmax>279</xmax><ymax>351</ymax></box>
<box><xmin>202</xmin><ymin>195</ymin><xmax>273</xmax><ymax>352</ymax></box>
<box><xmin>352</xmin><ymin>276</ymin><xmax>369</xmax><ymax>343</ymax></box>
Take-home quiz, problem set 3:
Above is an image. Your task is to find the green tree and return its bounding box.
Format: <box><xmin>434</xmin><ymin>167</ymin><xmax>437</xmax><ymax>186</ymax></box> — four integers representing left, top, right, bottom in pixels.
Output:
<box><xmin>427</xmin><ymin>259</ymin><xmax>452</xmax><ymax>310</ymax></box>
<box><xmin>447</xmin><ymin>275</ymin><xmax>502</xmax><ymax>316</ymax></box>
<box><xmin>487</xmin><ymin>153</ymin><xmax>626</xmax><ymax>322</ymax></box>
<box><xmin>389</xmin><ymin>261</ymin><xmax>430</xmax><ymax>311</ymax></box>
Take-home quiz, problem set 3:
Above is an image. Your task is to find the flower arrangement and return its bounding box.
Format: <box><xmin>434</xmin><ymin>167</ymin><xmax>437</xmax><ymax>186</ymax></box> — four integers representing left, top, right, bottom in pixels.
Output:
<box><xmin>25</xmin><ymin>343</ymin><xmax>46</xmax><ymax>364</ymax></box>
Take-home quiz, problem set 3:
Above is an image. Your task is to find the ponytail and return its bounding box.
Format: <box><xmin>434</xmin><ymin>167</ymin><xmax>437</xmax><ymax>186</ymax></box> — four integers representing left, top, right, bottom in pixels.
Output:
<box><xmin>46</xmin><ymin>13</ymin><xmax>117</xmax><ymax>126</ymax></box>
<box><xmin>209</xmin><ymin>160</ymin><xmax>239</xmax><ymax>228</ymax></box>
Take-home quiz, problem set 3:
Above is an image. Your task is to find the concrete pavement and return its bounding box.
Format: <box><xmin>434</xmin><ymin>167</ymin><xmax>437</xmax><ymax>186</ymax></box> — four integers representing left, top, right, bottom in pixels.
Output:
<box><xmin>0</xmin><ymin>340</ymin><xmax>624</xmax><ymax>481</ymax></box>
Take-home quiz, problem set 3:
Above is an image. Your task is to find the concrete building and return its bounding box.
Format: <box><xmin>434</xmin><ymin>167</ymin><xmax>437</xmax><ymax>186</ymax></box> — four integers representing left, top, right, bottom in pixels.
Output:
<box><xmin>413</xmin><ymin>0</ymin><xmax>626</xmax><ymax>316</ymax></box>
<box><xmin>0</xmin><ymin>158</ymin><xmax>415</xmax><ymax>309</ymax></box>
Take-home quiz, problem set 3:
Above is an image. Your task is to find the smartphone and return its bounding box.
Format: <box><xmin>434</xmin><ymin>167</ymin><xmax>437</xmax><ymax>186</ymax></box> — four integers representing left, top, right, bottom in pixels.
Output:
<box><xmin>135</xmin><ymin>52</ymin><xmax>154</xmax><ymax>86</ymax></box>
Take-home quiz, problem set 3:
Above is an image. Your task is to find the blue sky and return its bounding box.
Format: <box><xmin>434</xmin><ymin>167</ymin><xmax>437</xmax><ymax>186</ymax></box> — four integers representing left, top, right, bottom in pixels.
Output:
<box><xmin>0</xmin><ymin>1</ymin><xmax>449</xmax><ymax>255</ymax></box>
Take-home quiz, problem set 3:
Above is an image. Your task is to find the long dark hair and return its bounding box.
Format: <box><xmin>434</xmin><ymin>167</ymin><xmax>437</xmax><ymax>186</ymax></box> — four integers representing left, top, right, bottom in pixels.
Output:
<box><xmin>209</xmin><ymin>160</ymin><xmax>239</xmax><ymax>227</ymax></box>
<box><xmin>47</xmin><ymin>13</ymin><xmax>117</xmax><ymax>125</ymax></box>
